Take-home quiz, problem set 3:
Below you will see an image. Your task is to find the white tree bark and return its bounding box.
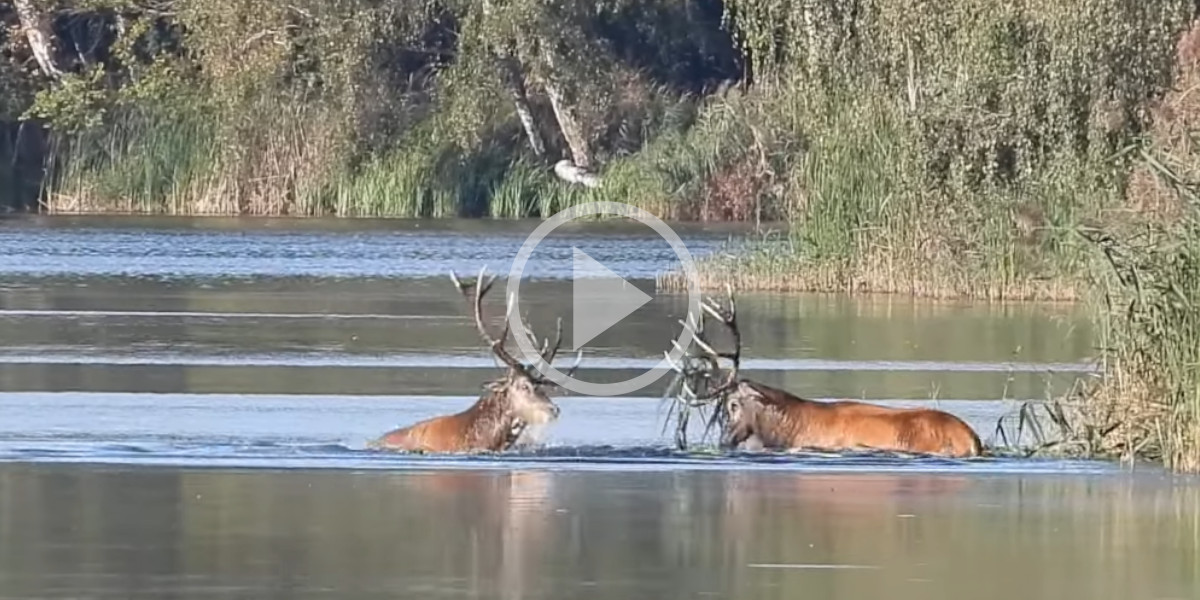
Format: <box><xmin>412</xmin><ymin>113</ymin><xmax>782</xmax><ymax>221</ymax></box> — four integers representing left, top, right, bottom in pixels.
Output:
<box><xmin>905</xmin><ymin>39</ymin><xmax>918</xmax><ymax>113</ymax></box>
<box><xmin>499</xmin><ymin>56</ymin><xmax>546</xmax><ymax>157</ymax></box>
<box><xmin>543</xmin><ymin>79</ymin><xmax>593</xmax><ymax>170</ymax></box>
<box><xmin>478</xmin><ymin>0</ymin><xmax>597</xmax><ymax>185</ymax></box>
<box><xmin>13</xmin><ymin>0</ymin><xmax>62</xmax><ymax>79</ymax></box>
<box><xmin>540</xmin><ymin>50</ymin><xmax>594</xmax><ymax>170</ymax></box>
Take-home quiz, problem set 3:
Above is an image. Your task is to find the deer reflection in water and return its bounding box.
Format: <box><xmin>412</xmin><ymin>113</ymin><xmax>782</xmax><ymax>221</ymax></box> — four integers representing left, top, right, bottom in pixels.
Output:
<box><xmin>390</xmin><ymin>469</ymin><xmax>556</xmax><ymax>599</ymax></box>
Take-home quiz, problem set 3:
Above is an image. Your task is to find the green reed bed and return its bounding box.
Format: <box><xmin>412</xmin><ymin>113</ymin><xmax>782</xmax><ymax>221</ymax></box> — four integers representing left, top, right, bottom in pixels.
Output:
<box><xmin>45</xmin><ymin>108</ymin><xmax>224</xmax><ymax>214</ymax></box>
<box><xmin>43</xmin><ymin>99</ymin><xmax>351</xmax><ymax>216</ymax></box>
<box><xmin>330</xmin><ymin>133</ymin><xmax>476</xmax><ymax>219</ymax></box>
<box><xmin>1053</xmin><ymin>147</ymin><xmax>1200</xmax><ymax>472</ymax></box>
<box><xmin>651</xmin><ymin>0</ymin><xmax>1188</xmax><ymax>300</ymax></box>
<box><xmin>984</xmin><ymin>18</ymin><xmax>1200</xmax><ymax>469</ymax></box>
<box><xmin>656</xmin><ymin>92</ymin><xmax>1103</xmax><ymax>301</ymax></box>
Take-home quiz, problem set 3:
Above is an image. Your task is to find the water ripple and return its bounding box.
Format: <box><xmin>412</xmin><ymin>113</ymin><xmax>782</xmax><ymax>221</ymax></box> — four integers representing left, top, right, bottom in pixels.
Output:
<box><xmin>0</xmin><ymin>225</ymin><xmax>732</xmax><ymax>280</ymax></box>
<box><xmin>0</xmin><ymin>347</ymin><xmax>1095</xmax><ymax>372</ymax></box>
<box><xmin>0</xmin><ymin>439</ymin><xmax>1122</xmax><ymax>475</ymax></box>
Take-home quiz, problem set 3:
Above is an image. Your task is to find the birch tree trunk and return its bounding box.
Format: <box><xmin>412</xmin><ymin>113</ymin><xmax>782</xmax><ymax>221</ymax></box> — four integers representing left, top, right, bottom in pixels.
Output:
<box><xmin>543</xmin><ymin>80</ymin><xmax>592</xmax><ymax>168</ymax></box>
<box><xmin>541</xmin><ymin>51</ymin><xmax>593</xmax><ymax>169</ymax></box>
<box><xmin>480</xmin><ymin>0</ymin><xmax>547</xmax><ymax>158</ymax></box>
<box><xmin>499</xmin><ymin>56</ymin><xmax>546</xmax><ymax>157</ymax></box>
<box><xmin>13</xmin><ymin>0</ymin><xmax>62</xmax><ymax>79</ymax></box>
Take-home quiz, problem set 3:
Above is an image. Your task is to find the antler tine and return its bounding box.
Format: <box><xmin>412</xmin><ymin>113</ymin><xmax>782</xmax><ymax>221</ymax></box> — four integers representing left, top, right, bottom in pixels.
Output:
<box><xmin>724</xmin><ymin>285</ymin><xmax>741</xmax><ymax>385</ymax></box>
<box><xmin>520</xmin><ymin>311</ymin><xmax>545</xmax><ymax>357</ymax></box>
<box><xmin>450</xmin><ymin>267</ymin><xmax>522</xmax><ymax>371</ymax></box>
<box><xmin>491</xmin><ymin>290</ymin><xmax>520</xmax><ymax>367</ymax></box>
<box><xmin>680</xmin><ymin>316</ymin><xmax>730</xmax><ymax>370</ymax></box>
<box><xmin>673</xmin><ymin>287</ymin><xmax>743</xmax><ymax>400</ymax></box>
<box><xmin>470</xmin><ymin>268</ymin><xmax>500</xmax><ymax>346</ymax></box>
<box><xmin>707</xmin><ymin>284</ymin><xmax>741</xmax><ymax>393</ymax></box>
<box><xmin>449</xmin><ymin>269</ymin><xmax>467</xmax><ymax>292</ymax></box>
<box><xmin>541</xmin><ymin>317</ymin><xmax>566</xmax><ymax>367</ymax></box>
<box><xmin>563</xmin><ymin>349</ymin><xmax>583</xmax><ymax>378</ymax></box>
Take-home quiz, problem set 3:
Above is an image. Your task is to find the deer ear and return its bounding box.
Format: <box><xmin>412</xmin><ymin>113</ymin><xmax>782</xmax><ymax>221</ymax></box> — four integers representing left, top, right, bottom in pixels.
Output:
<box><xmin>735</xmin><ymin>380</ymin><xmax>756</xmax><ymax>396</ymax></box>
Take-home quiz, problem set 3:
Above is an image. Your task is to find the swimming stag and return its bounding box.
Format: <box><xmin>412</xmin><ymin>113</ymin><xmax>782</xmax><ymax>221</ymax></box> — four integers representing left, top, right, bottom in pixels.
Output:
<box><xmin>369</xmin><ymin>268</ymin><xmax>580</xmax><ymax>453</ymax></box>
<box><xmin>667</xmin><ymin>289</ymin><xmax>983</xmax><ymax>458</ymax></box>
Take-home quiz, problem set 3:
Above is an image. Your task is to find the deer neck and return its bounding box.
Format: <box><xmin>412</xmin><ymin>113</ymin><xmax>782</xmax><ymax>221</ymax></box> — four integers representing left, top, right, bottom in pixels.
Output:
<box><xmin>756</xmin><ymin>396</ymin><xmax>811</xmax><ymax>447</ymax></box>
<box><xmin>464</xmin><ymin>387</ymin><xmax>522</xmax><ymax>449</ymax></box>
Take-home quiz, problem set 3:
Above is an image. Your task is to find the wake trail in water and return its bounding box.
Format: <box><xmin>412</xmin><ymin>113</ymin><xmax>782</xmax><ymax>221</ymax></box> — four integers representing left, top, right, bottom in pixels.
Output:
<box><xmin>0</xmin><ymin>436</ymin><xmax>1121</xmax><ymax>474</ymax></box>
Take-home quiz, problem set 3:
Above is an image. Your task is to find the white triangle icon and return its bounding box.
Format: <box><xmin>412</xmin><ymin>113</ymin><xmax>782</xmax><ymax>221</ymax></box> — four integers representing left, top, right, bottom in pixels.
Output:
<box><xmin>572</xmin><ymin>247</ymin><xmax>653</xmax><ymax>351</ymax></box>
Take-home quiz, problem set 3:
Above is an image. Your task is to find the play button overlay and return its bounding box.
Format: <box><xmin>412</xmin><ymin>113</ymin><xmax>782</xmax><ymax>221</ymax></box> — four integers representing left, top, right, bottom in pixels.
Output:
<box><xmin>571</xmin><ymin>247</ymin><xmax>653</xmax><ymax>351</ymax></box>
<box><xmin>505</xmin><ymin>201</ymin><xmax>702</xmax><ymax>397</ymax></box>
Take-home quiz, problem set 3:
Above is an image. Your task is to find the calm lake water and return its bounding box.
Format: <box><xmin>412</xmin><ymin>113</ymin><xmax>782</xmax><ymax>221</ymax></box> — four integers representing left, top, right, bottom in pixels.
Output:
<box><xmin>0</xmin><ymin>215</ymin><xmax>1194</xmax><ymax>599</ymax></box>
<box><xmin>0</xmin><ymin>466</ymin><xmax>1196</xmax><ymax>600</ymax></box>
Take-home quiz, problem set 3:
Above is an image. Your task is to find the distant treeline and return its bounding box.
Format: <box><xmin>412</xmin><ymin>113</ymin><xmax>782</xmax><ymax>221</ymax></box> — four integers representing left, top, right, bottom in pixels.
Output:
<box><xmin>0</xmin><ymin>0</ymin><xmax>1192</xmax><ymax>222</ymax></box>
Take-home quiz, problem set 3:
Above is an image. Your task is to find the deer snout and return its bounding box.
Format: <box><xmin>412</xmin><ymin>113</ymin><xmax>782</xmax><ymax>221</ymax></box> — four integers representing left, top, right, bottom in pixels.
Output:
<box><xmin>520</xmin><ymin>399</ymin><xmax>560</xmax><ymax>425</ymax></box>
<box><xmin>720</xmin><ymin>421</ymin><xmax>751</xmax><ymax>450</ymax></box>
<box><xmin>541</xmin><ymin>400</ymin><xmax>561</xmax><ymax>422</ymax></box>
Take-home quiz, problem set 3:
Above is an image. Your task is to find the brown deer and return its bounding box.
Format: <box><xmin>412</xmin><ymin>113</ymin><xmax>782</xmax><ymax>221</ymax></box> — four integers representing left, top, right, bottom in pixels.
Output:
<box><xmin>668</xmin><ymin>289</ymin><xmax>983</xmax><ymax>458</ymax></box>
<box><xmin>369</xmin><ymin>268</ymin><xmax>580</xmax><ymax>453</ymax></box>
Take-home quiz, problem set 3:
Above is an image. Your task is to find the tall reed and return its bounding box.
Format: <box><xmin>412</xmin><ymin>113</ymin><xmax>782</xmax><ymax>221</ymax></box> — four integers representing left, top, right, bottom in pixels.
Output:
<box><xmin>45</xmin><ymin>108</ymin><xmax>224</xmax><ymax>213</ymax></box>
<box><xmin>1063</xmin><ymin>23</ymin><xmax>1200</xmax><ymax>470</ymax></box>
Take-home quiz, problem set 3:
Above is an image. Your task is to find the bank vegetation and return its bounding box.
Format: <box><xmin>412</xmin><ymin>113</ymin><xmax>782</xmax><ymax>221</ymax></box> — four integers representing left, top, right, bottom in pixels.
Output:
<box><xmin>3</xmin><ymin>0</ymin><xmax>1189</xmax><ymax>298</ymax></box>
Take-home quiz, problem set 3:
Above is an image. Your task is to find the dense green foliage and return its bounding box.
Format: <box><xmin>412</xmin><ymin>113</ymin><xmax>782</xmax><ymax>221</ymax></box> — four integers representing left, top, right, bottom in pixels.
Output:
<box><xmin>0</xmin><ymin>0</ymin><xmax>746</xmax><ymax>216</ymax></box>
<box><xmin>657</xmin><ymin>0</ymin><xmax>1196</xmax><ymax>299</ymax></box>
<box><xmin>0</xmin><ymin>1</ymin><xmax>1189</xmax><ymax>220</ymax></box>
<box><xmin>0</xmin><ymin>0</ymin><xmax>1195</xmax><ymax>297</ymax></box>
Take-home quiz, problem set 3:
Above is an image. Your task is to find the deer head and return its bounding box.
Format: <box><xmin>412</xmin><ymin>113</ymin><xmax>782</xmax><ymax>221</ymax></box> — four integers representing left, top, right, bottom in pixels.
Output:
<box><xmin>450</xmin><ymin>267</ymin><xmax>581</xmax><ymax>434</ymax></box>
<box><xmin>717</xmin><ymin>380</ymin><xmax>769</xmax><ymax>449</ymax></box>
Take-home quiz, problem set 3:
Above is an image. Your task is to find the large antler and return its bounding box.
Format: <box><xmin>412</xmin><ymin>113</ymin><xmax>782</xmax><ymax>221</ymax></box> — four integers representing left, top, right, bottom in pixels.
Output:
<box><xmin>663</xmin><ymin>284</ymin><xmax>742</xmax><ymax>448</ymax></box>
<box><xmin>692</xmin><ymin>287</ymin><xmax>741</xmax><ymax>396</ymax></box>
<box><xmin>450</xmin><ymin>267</ymin><xmax>523</xmax><ymax>371</ymax></box>
<box><xmin>450</xmin><ymin>267</ymin><xmax>582</xmax><ymax>382</ymax></box>
<box><xmin>526</xmin><ymin>316</ymin><xmax>583</xmax><ymax>381</ymax></box>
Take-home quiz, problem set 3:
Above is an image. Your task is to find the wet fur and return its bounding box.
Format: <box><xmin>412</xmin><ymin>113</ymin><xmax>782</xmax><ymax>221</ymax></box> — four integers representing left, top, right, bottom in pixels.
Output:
<box><xmin>369</xmin><ymin>384</ymin><xmax>555</xmax><ymax>453</ymax></box>
<box><xmin>722</xmin><ymin>380</ymin><xmax>983</xmax><ymax>458</ymax></box>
